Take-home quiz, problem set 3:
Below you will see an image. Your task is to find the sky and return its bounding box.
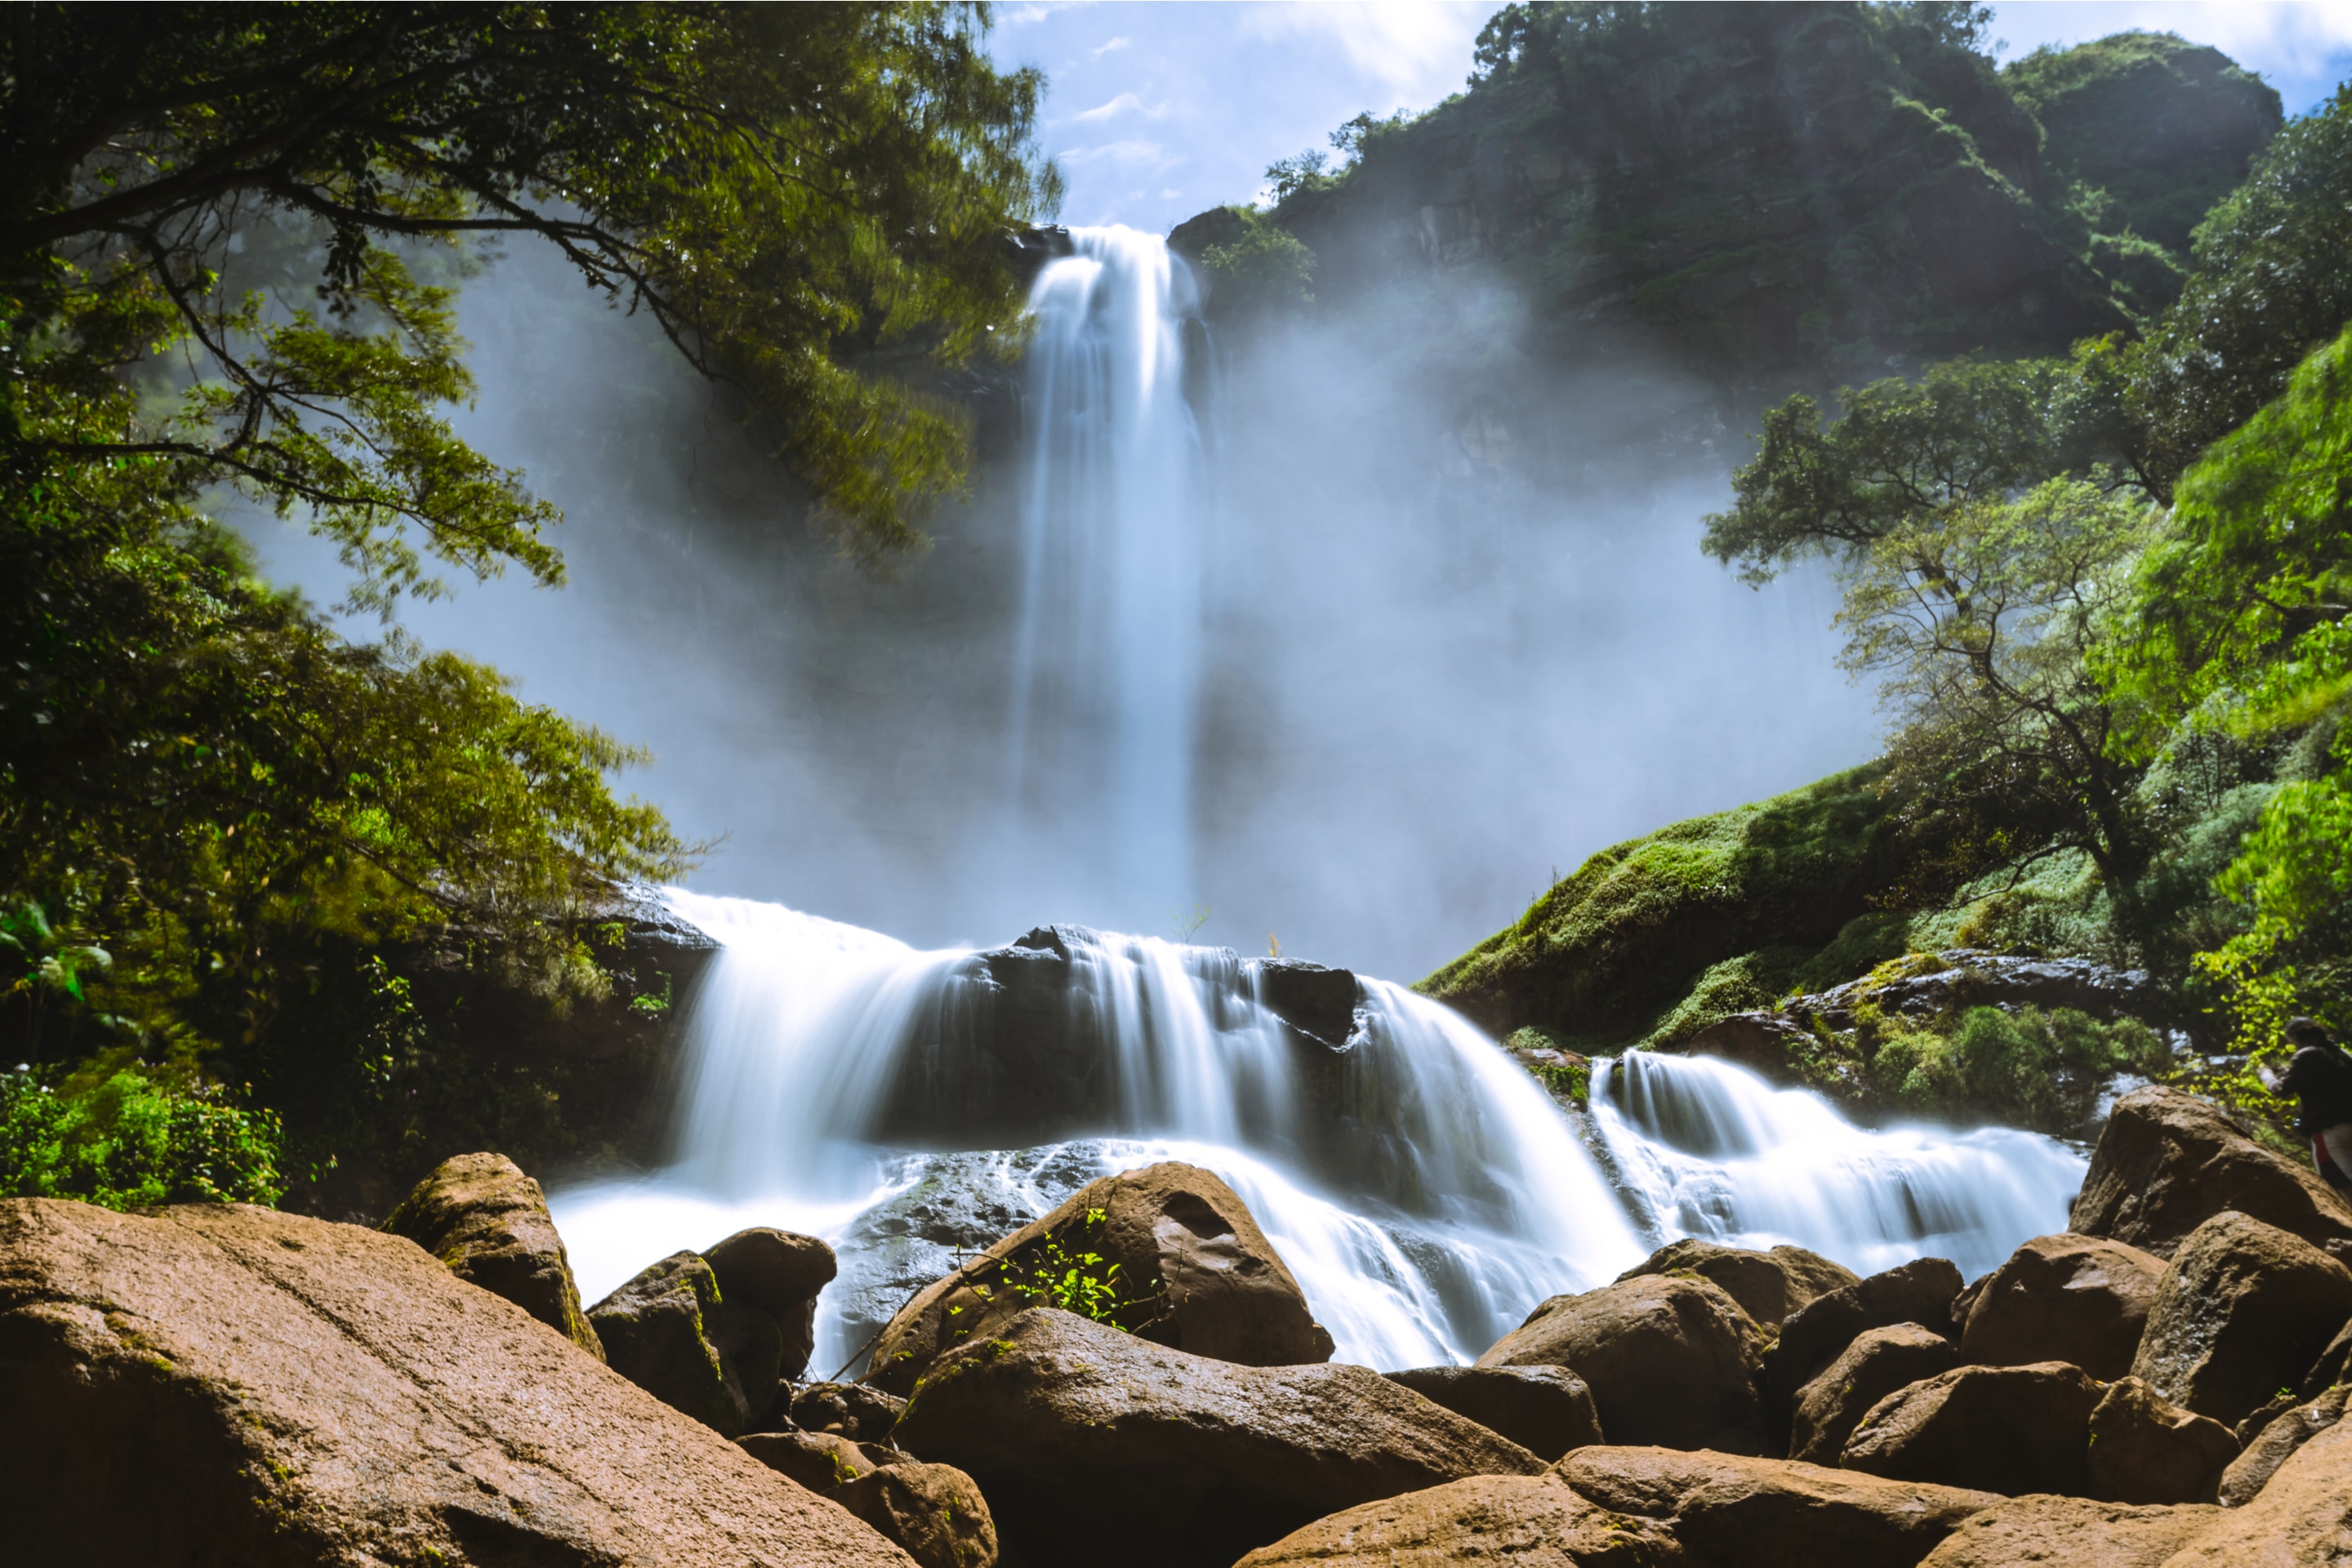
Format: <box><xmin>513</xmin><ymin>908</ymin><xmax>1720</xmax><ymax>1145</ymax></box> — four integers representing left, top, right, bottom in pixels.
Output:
<box><xmin>994</xmin><ymin>1</ymin><xmax>2352</xmax><ymax>234</ymax></box>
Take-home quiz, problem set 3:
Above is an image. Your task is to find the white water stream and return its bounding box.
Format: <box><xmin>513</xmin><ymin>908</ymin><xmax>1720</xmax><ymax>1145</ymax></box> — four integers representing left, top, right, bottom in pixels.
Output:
<box><xmin>552</xmin><ymin>892</ymin><xmax>2085</xmax><ymax>1375</ymax></box>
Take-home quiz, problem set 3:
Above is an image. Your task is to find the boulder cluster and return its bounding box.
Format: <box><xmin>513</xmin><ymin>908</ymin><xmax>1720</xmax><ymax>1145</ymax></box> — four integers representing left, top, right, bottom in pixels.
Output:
<box><xmin>6</xmin><ymin>1086</ymin><xmax>2352</xmax><ymax>1566</ymax></box>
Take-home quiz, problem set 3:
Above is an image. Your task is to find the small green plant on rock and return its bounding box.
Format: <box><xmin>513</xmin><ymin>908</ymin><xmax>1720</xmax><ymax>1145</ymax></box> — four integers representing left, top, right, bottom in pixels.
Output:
<box><xmin>947</xmin><ymin>1209</ymin><xmax>1168</xmax><ymax>1342</ymax></box>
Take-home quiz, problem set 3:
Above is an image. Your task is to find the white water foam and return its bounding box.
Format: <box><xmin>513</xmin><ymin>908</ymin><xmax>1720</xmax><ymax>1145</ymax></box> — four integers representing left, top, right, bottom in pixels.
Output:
<box><xmin>551</xmin><ymin>891</ymin><xmax>2087</xmax><ymax>1375</ymax></box>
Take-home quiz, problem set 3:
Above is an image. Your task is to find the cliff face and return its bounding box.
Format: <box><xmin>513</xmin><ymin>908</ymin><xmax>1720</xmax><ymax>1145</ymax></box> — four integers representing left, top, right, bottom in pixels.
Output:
<box><xmin>1201</xmin><ymin>6</ymin><xmax>2277</xmax><ymax>393</ymax></box>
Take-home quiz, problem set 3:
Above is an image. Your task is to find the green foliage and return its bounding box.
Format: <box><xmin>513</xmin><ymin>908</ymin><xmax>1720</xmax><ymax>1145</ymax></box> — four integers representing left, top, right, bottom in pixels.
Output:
<box><xmin>0</xmin><ymin>1060</ymin><xmax>284</xmax><ymax>1209</ymax></box>
<box><xmin>1866</xmin><ymin>1004</ymin><xmax>2167</xmax><ymax>1130</ymax></box>
<box><xmin>1198</xmin><ymin>216</ymin><xmax>1316</xmax><ymax>321</ymax></box>
<box><xmin>2131</xmin><ymin>83</ymin><xmax>2352</xmax><ymax>494</ymax></box>
<box><xmin>3</xmin><ymin>2</ymin><xmax>1060</xmax><ymax>564</ymax></box>
<box><xmin>957</xmin><ymin>1209</ymin><xmax>1167</xmax><ymax>1336</ymax></box>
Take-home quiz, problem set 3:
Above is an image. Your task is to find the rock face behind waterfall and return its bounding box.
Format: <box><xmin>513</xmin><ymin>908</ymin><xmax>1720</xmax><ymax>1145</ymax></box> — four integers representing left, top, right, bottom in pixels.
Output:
<box><xmin>891</xmin><ymin>1307</ymin><xmax>1546</xmax><ymax>1568</ymax></box>
<box><xmin>0</xmin><ymin>1198</ymin><xmax>911</xmax><ymax>1566</ymax></box>
<box><xmin>866</xmin><ymin>1161</ymin><xmax>1333</xmax><ymax>1395</ymax></box>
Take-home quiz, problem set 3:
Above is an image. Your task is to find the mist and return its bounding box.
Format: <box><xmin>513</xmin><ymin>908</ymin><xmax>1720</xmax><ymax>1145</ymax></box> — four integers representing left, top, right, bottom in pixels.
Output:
<box><xmin>242</xmin><ymin>234</ymin><xmax>1880</xmax><ymax>982</ymax></box>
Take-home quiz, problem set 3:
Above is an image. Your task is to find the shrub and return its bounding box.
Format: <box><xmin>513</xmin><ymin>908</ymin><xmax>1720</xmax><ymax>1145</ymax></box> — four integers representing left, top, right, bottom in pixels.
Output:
<box><xmin>0</xmin><ymin>1062</ymin><xmax>284</xmax><ymax>1209</ymax></box>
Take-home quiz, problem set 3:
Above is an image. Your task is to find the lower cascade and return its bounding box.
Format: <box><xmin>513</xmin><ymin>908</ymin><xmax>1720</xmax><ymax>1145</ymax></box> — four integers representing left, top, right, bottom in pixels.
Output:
<box><xmin>552</xmin><ymin>889</ymin><xmax>2086</xmax><ymax>1375</ymax></box>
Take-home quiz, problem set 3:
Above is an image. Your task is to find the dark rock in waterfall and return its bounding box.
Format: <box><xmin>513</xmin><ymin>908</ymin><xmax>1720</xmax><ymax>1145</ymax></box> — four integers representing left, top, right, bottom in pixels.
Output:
<box><xmin>2221</xmin><ymin>1383</ymin><xmax>2350</xmax><ymax>1508</ymax></box>
<box><xmin>589</xmin><ymin>1250</ymin><xmax>774</xmax><ymax>1437</ymax></box>
<box><xmin>1382</xmin><ymin>1365</ymin><xmax>1604</xmax><ymax>1461</ymax></box>
<box><xmin>1957</xmin><ymin>1233</ymin><xmax>2165</xmax><ymax>1381</ymax></box>
<box><xmin>866</xmin><ymin>1160</ymin><xmax>1332</xmax><ymax>1396</ymax></box>
<box><xmin>2129</xmin><ymin>1209</ymin><xmax>2352</xmax><ymax>1428</ymax></box>
<box><xmin>892</xmin><ymin>1307</ymin><xmax>1545</xmax><ymax>1568</ymax></box>
<box><xmin>791</xmin><ymin>1381</ymin><xmax>908</xmax><ymax>1445</ymax></box>
<box><xmin>1790</xmin><ymin>1322</ymin><xmax>1957</xmax><ymax>1466</ymax></box>
<box><xmin>1477</xmin><ymin>1273</ymin><xmax>1763</xmax><ymax>1451</ymax></box>
<box><xmin>1839</xmin><ymin>1360</ymin><xmax>2104</xmax><ymax>1496</ymax></box>
<box><xmin>1614</xmin><ymin>1237</ymin><xmax>1859</xmax><ymax>1331</ymax></box>
<box><xmin>1680</xmin><ymin>1012</ymin><xmax>1823</xmax><ymax>1085</ymax></box>
<box><xmin>2087</xmin><ymin>1376</ymin><xmax>2240</xmax><ymax>1505</ymax></box>
<box><xmin>1759</xmin><ymin>1256</ymin><xmax>1963</xmax><ymax>1441</ymax></box>
<box><xmin>381</xmin><ymin>1150</ymin><xmax>604</xmax><ymax>1358</ymax></box>
<box><xmin>1254</xmin><ymin>957</ymin><xmax>1362</xmax><ymax>1051</ymax></box>
<box><xmin>2071</xmin><ymin>1085</ymin><xmax>2352</xmax><ymax>1258</ymax></box>
<box><xmin>704</xmin><ymin>1226</ymin><xmax>837</xmax><ymax>1382</ymax></box>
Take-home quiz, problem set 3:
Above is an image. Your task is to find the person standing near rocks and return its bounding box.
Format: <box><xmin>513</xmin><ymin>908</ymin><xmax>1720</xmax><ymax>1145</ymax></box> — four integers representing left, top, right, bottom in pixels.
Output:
<box><xmin>2265</xmin><ymin>1018</ymin><xmax>2352</xmax><ymax>1193</ymax></box>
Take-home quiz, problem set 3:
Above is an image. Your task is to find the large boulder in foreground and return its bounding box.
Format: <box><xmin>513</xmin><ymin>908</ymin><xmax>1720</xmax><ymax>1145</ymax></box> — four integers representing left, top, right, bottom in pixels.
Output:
<box><xmin>2221</xmin><ymin>1382</ymin><xmax>2350</xmax><ymax>1508</ymax></box>
<box><xmin>1556</xmin><ymin>1446</ymin><xmax>1997</xmax><ymax>1567</ymax></box>
<box><xmin>0</xmin><ymin>1197</ymin><xmax>912</xmax><ymax>1567</ymax></box>
<box><xmin>704</xmin><ymin>1225</ymin><xmax>837</xmax><ymax>1381</ymax></box>
<box><xmin>1760</xmin><ymin>1256</ymin><xmax>1962</xmax><ymax>1432</ymax></box>
<box><xmin>2085</xmin><ymin>1376</ymin><xmax>2239</xmax><ymax>1505</ymax></box>
<box><xmin>892</xmin><ymin>1307</ymin><xmax>1544</xmax><ymax>1567</ymax></box>
<box><xmin>2163</xmin><ymin>1406</ymin><xmax>2352</xmax><ymax>1566</ymax></box>
<box><xmin>2071</xmin><ymin>1085</ymin><xmax>2352</xmax><ymax>1258</ymax></box>
<box><xmin>1614</xmin><ymin>1237</ymin><xmax>1859</xmax><ymax>1330</ymax></box>
<box><xmin>1232</xmin><ymin>1472</ymin><xmax>1673</xmax><ymax>1568</ymax></box>
<box><xmin>866</xmin><ymin>1162</ymin><xmax>1332</xmax><ymax>1396</ymax></box>
<box><xmin>1915</xmin><ymin>1496</ymin><xmax>2221</xmax><ymax>1568</ymax></box>
<box><xmin>1839</xmin><ymin>1361</ymin><xmax>2103</xmax><ymax>1496</ymax></box>
<box><xmin>1790</xmin><ymin>1322</ymin><xmax>1957</xmax><ymax>1465</ymax></box>
<box><xmin>1477</xmin><ymin>1273</ymin><xmax>1763</xmax><ymax>1450</ymax></box>
<box><xmin>381</xmin><ymin>1150</ymin><xmax>604</xmax><ymax>1358</ymax></box>
<box><xmin>1956</xmin><ymin>1233</ymin><xmax>2163</xmax><ymax>1381</ymax></box>
<box><xmin>1383</xmin><ymin>1364</ymin><xmax>1605</xmax><ymax>1461</ymax></box>
<box><xmin>2129</xmin><ymin>1209</ymin><xmax>2352</xmax><ymax>1428</ymax></box>
<box><xmin>589</xmin><ymin>1250</ymin><xmax>780</xmax><ymax>1436</ymax></box>
<box><xmin>833</xmin><ymin>1462</ymin><xmax>999</xmax><ymax>1568</ymax></box>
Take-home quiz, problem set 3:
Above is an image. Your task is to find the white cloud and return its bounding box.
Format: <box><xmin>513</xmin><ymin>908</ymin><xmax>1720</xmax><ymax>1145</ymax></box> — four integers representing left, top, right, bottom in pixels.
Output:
<box><xmin>1057</xmin><ymin>139</ymin><xmax>1185</xmax><ymax>172</ymax></box>
<box><xmin>1074</xmin><ymin>90</ymin><xmax>1170</xmax><ymax>122</ymax></box>
<box><xmin>1092</xmin><ymin>35</ymin><xmax>1133</xmax><ymax>56</ymax></box>
<box><xmin>1241</xmin><ymin>1</ymin><xmax>1491</xmax><ymax>105</ymax></box>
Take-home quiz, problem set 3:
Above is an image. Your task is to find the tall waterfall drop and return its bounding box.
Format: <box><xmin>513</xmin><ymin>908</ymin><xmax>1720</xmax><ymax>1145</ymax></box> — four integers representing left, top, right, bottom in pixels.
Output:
<box><xmin>1004</xmin><ymin>227</ymin><xmax>1205</xmax><ymax>916</ymax></box>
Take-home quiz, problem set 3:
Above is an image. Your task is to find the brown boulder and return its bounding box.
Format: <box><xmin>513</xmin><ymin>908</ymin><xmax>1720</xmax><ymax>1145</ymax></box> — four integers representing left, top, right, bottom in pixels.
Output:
<box><xmin>2070</xmin><ymin>1086</ymin><xmax>2352</xmax><ymax>1258</ymax></box>
<box><xmin>1615</xmin><ymin>1237</ymin><xmax>1859</xmax><ymax>1330</ymax></box>
<box><xmin>2129</xmin><ymin>1210</ymin><xmax>2352</xmax><ymax>1428</ymax></box>
<box><xmin>588</xmin><ymin>1250</ymin><xmax>772</xmax><ymax>1436</ymax></box>
<box><xmin>1915</xmin><ymin>1497</ymin><xmax>2221</xmax><ymax>1568</ymax></box>
<box><xmin>866</xmin><ymin>1161</ymin><xmax>1332</xmax><ymax>1396</ymax></box>
<box><xmin>1383</xmin><ymin>1364</ymin><xmax>1605</xmax><ymax>1461</ymax></box>
<box><xmin>381</xmin><ymin>1150</ymin><xmax>604</xmax><ymax>1358</ymax></box>
<box><xmin>1233</xmin><ymin>1472</ymin><xmax>1673</xmax><ymax>1568</ymax></box>
<box><xmin>0</xmin><ymin>1197</ymin><xmax>914</xmax><ymax>1566</ymax></box>
<box><xmin>892</xmin><ymin>1307</ymin><xmax>1545</xmax><ymax>1568</ymax></box>
<box><xmin>1760</xmin><ymin>1257</ymin><xmax>1963</xmax><ymax>1436</ymax></box>
<box><xmin>794</xmin><ymin>1380</ymin><xmax>909</xmax><ymax>1444</ymax></box>
<box><xmin>738</xmin><ymin>1428</ymin><xmax>875</xmax><ymax>1492</ymax></box>
<box><xmin>706</xmin><ymin>1225</ymin><xmax>837</xmax><ymax>1379</ymax></box>
<box><xmin>2086</xmin><ymin>1377</ymin><xmax>2238</xmax><ymax>1504</ymax></box>
<box><xmin>1840</xmin><ymin>1361</ymin><xmax>2103</xmax><ymax>1496</ymax></box>
<box><xmin>1790</xmin><ymin>1323</ymin><xmax>1957</xmax><ymax>1465</ymax></box>
<box><xmin>1958</xmin><ymin>1234</ymin><xmax>2164</xmax><ymax>1381</ymax></box>
<box><xmin>2161</xmin><ymin>1408</ymin><xmax>2352</xmax><ymax>1564</ymax></box>
<box><xmin>2219</xmin><ymin>1383</ymin><xmax>2350</xmax><ymax>1508</ymax></box>
<box><xmin>1477</xmin><ymin>1274</ymin><xmax>1762</xmax><ymax>1450</ymax></box>
<box><xmin>1556</xmin><ymin>1446</ymin><xmax>1997</xmax><ymax>1567</ymax></box>
<box><xmin>834</xmin><ymin>1462</ymin><xmax>999</xmax><ymax>1568</ymax></box>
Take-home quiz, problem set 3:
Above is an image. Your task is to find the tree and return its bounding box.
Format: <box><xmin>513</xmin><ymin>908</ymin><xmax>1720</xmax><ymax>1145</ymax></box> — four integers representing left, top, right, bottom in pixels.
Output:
<box><xmin>3</xmin><ymin>2</ymin><xmax>1060</xmax><ymax>585</ymax></box>
<box><xmin>1838</xmin><ymin>479</ymin><xmax>2157</xmax><ymax>901</ymax></box>
<box><xmin>1701</xmin><ymin>353</ymin><xmax>2132</xmax><ymax>584</ymax></box>
<box><xmin>2130</xmin><ymin>82</ymin><xmax>2352</xmax><ymax>495</ymax></box>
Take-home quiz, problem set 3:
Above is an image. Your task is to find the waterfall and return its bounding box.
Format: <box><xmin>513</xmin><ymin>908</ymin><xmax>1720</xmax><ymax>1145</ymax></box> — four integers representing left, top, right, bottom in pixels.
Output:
<box><xmin>1004</xmin><ymin>226</ymin><xmax>1205</xmax><ymax>917</ymax></box>
<box><xmin>1589</xmin><ymin>1051</ymin><xmax>2086</xmax><ymax>1281</ymax></box>
<box><xmin>550</xmin><ymin>893</ymin><xmax>2087</xmax><ymax>1376</ymax></box>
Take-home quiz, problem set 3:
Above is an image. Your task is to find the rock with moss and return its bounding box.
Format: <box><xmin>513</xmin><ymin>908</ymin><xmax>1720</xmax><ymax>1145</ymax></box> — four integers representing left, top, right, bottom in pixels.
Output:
<box><xmin>1613</xmin><ymin>1237</ymin><xmax>1858</xmax><ymax>1332</ymax></box>
<box><xmin>589</xmin><ymin>1250</ymin><xmax>783</xmax><ymax>1437</ymax></box>
<box><xmin>381</xmin><ymin>1150</ymin><xmax>604</xmax><ymax>1359</ymax></box>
